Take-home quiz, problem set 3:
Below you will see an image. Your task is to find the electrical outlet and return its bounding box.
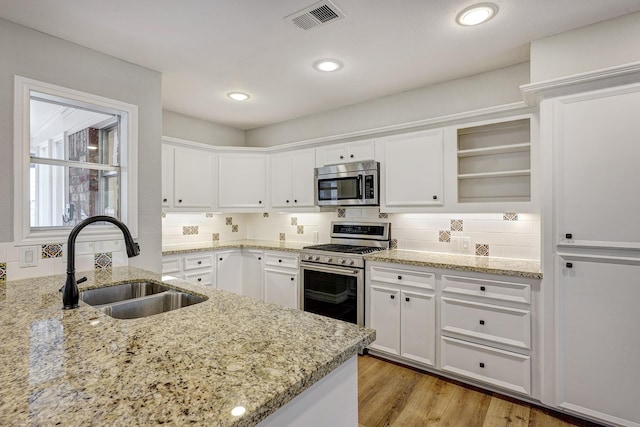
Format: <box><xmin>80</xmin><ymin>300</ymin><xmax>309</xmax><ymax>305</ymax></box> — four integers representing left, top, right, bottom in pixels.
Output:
<box><xmin>313</xmin><ymin>231</ymin><xmax>319</xmax><ymax>242</ymax></box>
<box><xmin>451</xmin><ymin>236</ymin><xmax>461</xmax><ymax>251</ymax></box>
<box><xmin>19</xmin><ymin>246</ymin><xmax>39</xmax><ymax>267</ymax></box>
<box><xmin>462</xmin><ymin>237</ymin><xmax>471</xmax><ymax>252</ymax></box>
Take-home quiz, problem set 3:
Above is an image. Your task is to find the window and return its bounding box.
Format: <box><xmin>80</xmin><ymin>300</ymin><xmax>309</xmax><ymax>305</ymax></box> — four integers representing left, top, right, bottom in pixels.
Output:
<box><xmin>14</xmin><ymin>76</ymin><xmax>138</xmax><ymax>244</ymax></box>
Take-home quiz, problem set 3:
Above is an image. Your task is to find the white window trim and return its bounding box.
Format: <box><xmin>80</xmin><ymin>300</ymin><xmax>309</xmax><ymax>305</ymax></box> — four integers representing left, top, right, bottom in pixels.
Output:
<box><xmin>14</xmin><ymin>75</ymin><xmax>138</xmax><ymax>245</ymax></box>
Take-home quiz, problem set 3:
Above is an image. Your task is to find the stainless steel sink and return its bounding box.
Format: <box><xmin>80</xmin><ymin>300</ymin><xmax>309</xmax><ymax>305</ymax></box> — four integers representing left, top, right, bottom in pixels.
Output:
<box><xmin>80</xmin><ymin>282</ymin><xmax>171</xmax><ymax>306</ymax></box>
<box><xmin>80</xmin><ymin>282</ymin><xmax>207</xmax><ymax>319</ymax></box>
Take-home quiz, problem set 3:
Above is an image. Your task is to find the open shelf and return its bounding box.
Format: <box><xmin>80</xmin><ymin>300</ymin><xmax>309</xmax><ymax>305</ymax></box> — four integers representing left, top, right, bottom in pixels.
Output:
<box><xmin>457</xmin><ymin>118</ymin><xmax>531</xmax><ymax>203</ymax></box>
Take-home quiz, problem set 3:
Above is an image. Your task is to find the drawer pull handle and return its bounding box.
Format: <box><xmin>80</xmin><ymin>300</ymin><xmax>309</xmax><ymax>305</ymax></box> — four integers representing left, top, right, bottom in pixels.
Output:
<box><xmin>480</xmin><ymin>286</ymin><xmax>486</xmax><ymax>291</ymax></box>
<box><xmin>162</xmin><ymin>198</ymin><xmax>167</xmax><ymax>202</ymax></box>
<box><xmin>405</xmin><ymin>297</ymin><xmax>410</xmax><ymax>302</ymax></box>
<box><xmin>350</xmin><ymin>154</ymin><xmax>354</xmax><ymax>158</ymax></box>
<box><xmin>390</xmin><ymin>295</ymin><xmax>395</xmax><ymax>300</ymax></box>
<box><xmin>279</xmin><ymin>259</ymin><xmax>282</xmax><ymax>263</ymax></box>
<box><xmin>397</xmin><ymin>275</ymin><xmax>402</xmax><ymax>280</ymax></box>
<box><xmin>565</xmin><ymin>233</ymin><xmax>572</xmax><ymax>239</ymax></box>
<box><xmin>479</xmin><ymin>362</ymin><xmax>485</xmax><ymax>368</ymax></box>
<box><xmin>178</xmin><ymin>199</ymin><xmax>183</xmax><ymax>203</ymax></box>
<box><xmin>258</xmin><ymin>257</ymin><xmax>262</xmax><ymax>260</ymax></box>
<box><xmin>340</xmin><ymin>155</ymin><xmax>344</xmax><ymax>159</ymax></box>
<box><xmin>197</xmin><ymin>261</ymin><xmax>202</xmax><ymax>265</ymax></box>
<box><xmin>566</xmin><ymin>262</ymin><xmax>573</xmax><ymax>268</ymax></box>
<box><xmin>197</xmin><ymin>278</ymin><xmax>202</xmax><ymax>282</ymax></box>
<box><xmin>432</xmin><ymin>195</ymin><xmax>438</xmax><ymax>200</ymax></box>
<box><xmin>479</xmin><ymin>320</ymin><xmax>485</xmax><ymax>325</ymax></box>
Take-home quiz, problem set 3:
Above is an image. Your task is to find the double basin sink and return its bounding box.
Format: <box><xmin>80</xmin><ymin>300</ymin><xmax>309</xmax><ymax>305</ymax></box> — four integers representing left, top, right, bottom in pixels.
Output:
<box><xmin>80</xmin><ymin>281</ymin><xmax>206</xmax><ymax>319</ymax></box>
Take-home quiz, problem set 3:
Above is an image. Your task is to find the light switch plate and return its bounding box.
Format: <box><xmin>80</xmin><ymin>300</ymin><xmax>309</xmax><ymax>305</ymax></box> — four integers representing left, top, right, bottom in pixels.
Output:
<box><xmin>451</xmin><ymin>237</ymin><xmax>461</xmax><ymax>251</ymax></box>
<box><xmin>19</xmin><ymin>246</ymin><xmax>39</xmax><ymax>267</ymax></box>
<box><xmin>462</xmin><ymin>237</ymin><xmax>471</xmax><ymax>252</ymax></box>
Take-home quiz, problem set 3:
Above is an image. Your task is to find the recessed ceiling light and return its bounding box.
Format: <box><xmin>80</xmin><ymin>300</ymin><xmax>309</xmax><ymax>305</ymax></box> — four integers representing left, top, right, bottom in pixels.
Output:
<box><xmin>313</xmin><ymin>59</ymin><xmax>343</xmax><ymax>72</ymax></box>
<box><xmin>227</xmin><ymin>92</ymin><xmax>250</xmax><ymax>101</ymax></box>
<box><xmin>456</xmin><ymin>3</ymin><xmax>498</xmax><ymax>26</ymax></box>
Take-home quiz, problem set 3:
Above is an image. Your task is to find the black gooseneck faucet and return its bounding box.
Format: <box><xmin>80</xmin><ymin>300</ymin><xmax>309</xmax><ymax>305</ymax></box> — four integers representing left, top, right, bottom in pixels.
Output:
<box><xmin>62</xmin><ymin>215</ymin><xmax>140</xmax><ymax>309</ymax></box>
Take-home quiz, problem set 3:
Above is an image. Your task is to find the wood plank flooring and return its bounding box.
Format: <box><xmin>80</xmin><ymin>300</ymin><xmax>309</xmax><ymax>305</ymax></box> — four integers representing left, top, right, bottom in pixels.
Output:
<box><xmin>358</xmin><ymin>355</ymin><xmax>604</xmax><ymax>427</ymax></box>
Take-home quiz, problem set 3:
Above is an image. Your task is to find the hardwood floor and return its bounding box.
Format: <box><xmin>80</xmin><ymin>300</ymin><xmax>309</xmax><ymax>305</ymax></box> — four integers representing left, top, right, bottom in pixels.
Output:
<box><xmin>358</xmin><ymin>355</ymin><xmax>604</xmax><ymax>427</ymax></box>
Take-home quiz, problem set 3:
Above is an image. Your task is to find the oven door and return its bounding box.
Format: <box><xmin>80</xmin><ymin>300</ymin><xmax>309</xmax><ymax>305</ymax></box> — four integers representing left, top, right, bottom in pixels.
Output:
<box><xmin>300</xmin><ymin>262</ymin><xmax>364</xmax><ymax>326</ymax></box>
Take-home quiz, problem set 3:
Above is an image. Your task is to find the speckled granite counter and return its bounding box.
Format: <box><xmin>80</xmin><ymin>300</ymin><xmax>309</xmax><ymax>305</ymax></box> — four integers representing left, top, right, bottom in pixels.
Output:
<box><xmin>365</xmin><ymin>249</ymin><xmax>542</xmax><ymax>279</ymax></box>
<box><xmin>0</xmin><ymin>267</ymin><xmax>374</xmax><ymax>426</ymax></box>
<box><xmin>162</xmin><ymin>240</ymin><xmax>308</xmax><ymax>256</ymax></box>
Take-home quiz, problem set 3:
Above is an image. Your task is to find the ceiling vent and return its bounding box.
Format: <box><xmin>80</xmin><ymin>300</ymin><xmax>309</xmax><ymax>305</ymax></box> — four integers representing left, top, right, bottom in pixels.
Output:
<box><xmin>285</xmin><ymin>1</ymin><xmax>345</xmax><ymax>31</ymax></box>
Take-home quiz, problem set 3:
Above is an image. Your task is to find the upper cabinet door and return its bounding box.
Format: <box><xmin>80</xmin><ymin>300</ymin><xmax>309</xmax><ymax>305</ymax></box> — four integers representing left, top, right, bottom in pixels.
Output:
<box><xmin>271</xmin><ymin>149</ymin><xmax>316</xmax><ymax>209</ymax></box>
<box><xmin>319</xmin><ymin>139</ymin><xmax>375</xmax><ymax>165</ymax></box>
<box><xmin>173</xmin><ymin>146</ymin><xmax>213</xmax><ymax>209</ymax></box>
<box><xmin>218</xmin><ymin>153</ymin><xmax>267</xmax><ymax>209</ymax></box>
<box><xmin>291</xmin><ymin>149</ymin><xmax>316</xmax><ymax>207</ymax></box>
<box><xmin>270</xmin><ymin>153</ymin><xmax>293</xmax><ymax>208</ymax></box>
<box><xmin>161</xmin><ymin>145</ymin><xmax>174</xmax><ymax>208</ymax></box>
<box><xmin>382</xmin><ymin>129</ymin><xmax>444</xmax><ymax>208</ymax></box>
<box><xmin>553</xmin><ymin>85</ymin><xmax>640</xmax><ymax>248</ymax></box>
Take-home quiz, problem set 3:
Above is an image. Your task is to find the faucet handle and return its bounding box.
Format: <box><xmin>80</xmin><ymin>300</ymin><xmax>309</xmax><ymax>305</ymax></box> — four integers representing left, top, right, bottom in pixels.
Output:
<box><xmin>59</xmin><ymin>276</ymin><xmax>87</xmax><ymax>292</ymax></box>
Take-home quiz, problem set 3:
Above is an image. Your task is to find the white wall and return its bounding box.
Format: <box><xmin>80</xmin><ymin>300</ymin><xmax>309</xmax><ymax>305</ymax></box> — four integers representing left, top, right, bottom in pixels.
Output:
<box><xmin>245</xmin><ymin>62</ymin><xmax>530</xmax><ymax>147</ymax></box>
<box><xmin>0</xmin><ymin>17</ymin><xmax>162</xmax><ymax>274</ymax></box>
<box><xmin>530</xmin><ymin>11</ymin><xmax>640</xmax><ymax>83</ymax></box>
<box><xmin>163</xmin><ymin>109</ymin><xmax>245</xmax><ymax>146</ymax></box>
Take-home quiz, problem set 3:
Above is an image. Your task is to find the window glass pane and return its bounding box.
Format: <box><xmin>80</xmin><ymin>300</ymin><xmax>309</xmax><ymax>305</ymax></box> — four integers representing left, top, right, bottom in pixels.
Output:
<box><xmin>30</xmin><ymin>164</ymin><xmax>120</xmax><ymax>228</ymax></box>
<box><xmin>30</xmin><ymin>94</ymin><xmax>119</xmax><ymax>166</ymax></box>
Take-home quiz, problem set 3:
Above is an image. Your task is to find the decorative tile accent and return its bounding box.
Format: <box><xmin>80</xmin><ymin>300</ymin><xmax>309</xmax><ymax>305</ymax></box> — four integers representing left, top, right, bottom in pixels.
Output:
<box><xmin>206</xmin><ymin>213</ymin><xmax>214</xmax><ymax>218</ymax></box>
<box><xmin>390</xmin><ymin>239</ymin><xmax>398</xmax><ymax>249</ymax></box>
<box><xmin>279</xmin><ymin>233</ymin><xmax>286</xmax><ymax>241</ymax></box>
<box><xmin>263</xmin><ymin>213</ymin><xmax>269</xmax><ymax>218</ymax></box>
<box><xmin>290</xmin><ymin>217</ymin><xmax>298</xmax><ymax>226</ymax></box>
<box><xmin>212</xmin><ymin>233</ymin><xmax>220</xmax><ymax>241</ymax></box>
<box><xmin>439</xmin><ymin>230</ymin><xmax>451</xmax><ymax>243</ymax></box>
<box><xmin>0</xmin><ymin>262</ymin><xmax>6</xmax><ymax>284</ymax></box>
<box><xmin>42</xmin><ymin>243</ymin><xmax>63</xmax><ymax>259</ymax></box>
<box><xmin>183</xmin><ymin>226</ymin><xmax>199</xmax><ymax>235</ymax></box>
<box><xmin>451</xmin><ymin>219</ymin><xmax>464</xmax><ymax>232</ymax></box>
<box><xmin>297</xmin><ymin>225</ymin><xmax>304</xmax><ymax>234</ymax></box>
<box><xmin>337</xmin><ymin>209</ymin><xmax>346</xmax><ymax>218</ymax></box>
<box><xmin>232</xmin><ymin>225</ymin><xmax>239</xmax><ymax>233</ymax></box>
<box><xmin>475</xmin><ymin>244</ymin><xmax>490</xmax><ymax>257</ymax></box>
<box><xmin>225</xmin><ymin>217</ymin><xmax>233</xmax><ymax>225</ymax></box>
<box><xmin>161</xmin><ymin>212</ymin><xmax>166</xmax><ymax>218</ymax></box>
<box><xmin>378</xmin><ymin>213</ymin><xmax>389</xmax><ymax>219</ymax></box>
<box><xmin>94</xmin><ymin>252</ymin><xmax>113</xmax><ymax>270</ymax></box>
<box><xmin>503</xmin><ymin>212</ymin><xmax>519</xmax><ymax>221</ymax></box>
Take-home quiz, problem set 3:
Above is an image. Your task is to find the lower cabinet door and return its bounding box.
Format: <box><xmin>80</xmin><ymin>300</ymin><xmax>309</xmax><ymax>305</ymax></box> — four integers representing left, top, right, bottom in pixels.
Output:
<box><xmin>264</xmin><ymin>268</ymin><xmax>298</xmax><ymax>309</ymax></box>
<box><xmin>368</xmin><ymin>285</ymin><xmax>400</xmax><ymax>356</ymax></box>
<box><xmin>216</xmin><ymin>250</ymin><xmax>243</xmax><ymax>295</ymax></box>
<box><xmin>401</xmin><ymin>290</ymin><xmax>435</xmax><ymax>366</ymax></box>
<box><xmin>441</xmin><ymin>336</ymin><xmax>530</xmax><ymax>395</ymax></box>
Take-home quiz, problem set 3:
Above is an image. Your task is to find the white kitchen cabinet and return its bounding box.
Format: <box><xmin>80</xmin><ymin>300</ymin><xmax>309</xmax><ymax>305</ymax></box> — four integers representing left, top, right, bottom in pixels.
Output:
<box><xmin>242</xmin><ymin>250</ymin><xmax>264</xmax><ymax>300</ymax></box>
<box><xmin>555</xmin><ymin>258</ymin><xmax>640</xmax><ymax>425</ymax></box>
<box><xmin>270</xmin><ymin>149</ymin><xmax>316</xmax><ymax>209</ymax></box>
<box><xmin>367</xmin><ymin>265</ymin><xmax>436</xmax><ymax>367</ymax></box>
<box><xmin>379</xmin><ymin>129</ymin><xmax>444</xmax><ymax>209</ymax></box>
<box><xmin>218</xmin><ymin>153</ymin><xmax>267</xmax><ymax>210</ymax></box>
<box><xmin>317</xmin><ymin>139</ymin><xmax>375</xmax><ymax>166</ymax></box>
<box><xmin>216</xmin><ymin>250</ymin><xmax>243</xmax><ymax>295</ymax></box>
<box><xmin>162</xmin><ymin>251</ymin><xmax>216</xmax><ymax>287</ymax></box>
<box><xmin>263</xmin><ymin>251</ymin><xmax>299</xmax><ymax>309</ymax></box>
<box><xmin>162</xmin><ymin>144</ymin><xmax>214</xmax><ymax>210</ymax></box>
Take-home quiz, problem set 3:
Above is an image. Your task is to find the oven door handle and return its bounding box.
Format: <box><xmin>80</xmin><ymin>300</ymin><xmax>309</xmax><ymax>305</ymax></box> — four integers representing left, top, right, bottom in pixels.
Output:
<box><xmin>302</xmin><ymin>264</ymin><xmax>360</xmax><ymax>276</ymax></box>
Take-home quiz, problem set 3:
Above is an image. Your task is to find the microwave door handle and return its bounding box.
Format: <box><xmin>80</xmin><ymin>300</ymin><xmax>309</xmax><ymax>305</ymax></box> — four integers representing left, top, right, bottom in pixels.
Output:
<box><xmin>357</xmin><ymin>175</ymin><xmax>364</xmax><ymax>200</ymax></box>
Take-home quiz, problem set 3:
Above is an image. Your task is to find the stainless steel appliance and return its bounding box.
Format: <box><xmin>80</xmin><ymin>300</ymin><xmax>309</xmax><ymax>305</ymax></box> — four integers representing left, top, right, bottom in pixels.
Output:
<box><xmin>300</xmin><ymin>221</ymin><xmax>391</xmax><ymax>326</ymax></box>
<box><xmin>315</xmin><ymin>161</ymin><xmax>380</xmax><ymax>207</ymax></box>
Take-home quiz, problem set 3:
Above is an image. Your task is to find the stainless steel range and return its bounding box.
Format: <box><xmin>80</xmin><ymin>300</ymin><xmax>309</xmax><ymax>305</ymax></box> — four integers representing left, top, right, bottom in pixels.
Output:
<box><xmin>300</xmin><ymin>221</ymin><xmax>391</xmax><ymax>326</ymax></box>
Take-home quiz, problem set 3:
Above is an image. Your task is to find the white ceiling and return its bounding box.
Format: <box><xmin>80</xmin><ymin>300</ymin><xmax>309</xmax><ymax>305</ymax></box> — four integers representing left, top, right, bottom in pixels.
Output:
<box><xmin>2</xmin><ymin>0</ymin><xmax>640</xmax><ymax>130</ymax></box>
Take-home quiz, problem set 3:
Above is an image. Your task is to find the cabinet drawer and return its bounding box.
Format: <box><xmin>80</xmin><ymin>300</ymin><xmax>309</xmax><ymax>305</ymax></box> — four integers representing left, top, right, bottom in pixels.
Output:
<box><xmin>442</xmin><ymin>275</ymin><xmax>531</xmax><ymax>305</ymax></box>
<box><xmin>441</xmin><ymin>298</ymin><xmax>530</xmax><ymax>350</ymax></box>
<box><xmin>184</xmin><ymin>254</ymin><xmax>214</xmax><ymax>271</ymax></box>
<box><xmin>162</xmin><ymin>257</ymin><xmax>181</xmax><ymax>274</ymax></box>
<box><xmin>369</xmin><ymin>266</ymin><xmax>435</xmax><ymax>290</ymax></box>
<box><xmin>265</xmin><ymin>253</ymin><xmax>299</xmax><ymax>270</ymax></box>
<box><xmin>184</xmin><ymin>271</ymin><xmax>214</xmax><ymax>287</ymax></box>
<box><xmin>441</xmin><ymin>336</ymin><xmax>530</xmax><ymax>395</ymax></box>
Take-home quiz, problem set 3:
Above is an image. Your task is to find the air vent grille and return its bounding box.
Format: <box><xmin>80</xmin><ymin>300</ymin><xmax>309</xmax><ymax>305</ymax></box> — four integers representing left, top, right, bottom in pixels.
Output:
<box><xmin>286</xmin><ymin>1</ymin><xmax>345</xmax><ymax>31</ymax></box>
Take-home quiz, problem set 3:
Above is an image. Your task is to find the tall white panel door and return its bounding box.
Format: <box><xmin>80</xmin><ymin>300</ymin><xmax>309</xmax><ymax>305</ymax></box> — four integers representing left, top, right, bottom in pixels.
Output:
<box><xmin>291</xmin><ymin>149</ymin><xmax>316</xmax><ymax>207</ymax></box>
<box><xmin>556</xmin><ymin>257</ymin><xmax>640</xmax><ymax>426</ymax></box>
<box><xmin>368</xmin><ymin>285</ymin><xmax>400</xmax><ymax>356</ymax></box>
<box><xmin>555</xmin><ymin>85</ymin><xmax>640</xmax><ymax>248</ymax></box>
<box><xmin>161</xmin><ymin>145</ymin><xmax>174</xmax><ymax>207</ymax></box>
<box><xmin>173</xmin><ymin>146</ymin><xmax>213</xmax><ymax>209</ymax></box>
<box><xmin>400</xmin><ymin>290</ymin><xmax>435</xmax><ymax>366</ymax></box>
<box><xmin>270</xmin><ymin>153</ymin><xmax>293</xmax><ymax>208</ymax></box>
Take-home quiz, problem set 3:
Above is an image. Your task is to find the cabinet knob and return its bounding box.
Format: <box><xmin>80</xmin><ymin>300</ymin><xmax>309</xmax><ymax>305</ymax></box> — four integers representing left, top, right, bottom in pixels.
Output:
<box><xmin>278</xmin><ymin>259</ymin><xmax>282</xmax><ymax>263</ymax></box>
<box><xmin>258</xmin><ymin>257</ymin><xmax>262</xmax><ymax>260</ymax></box>
<box><xmin>258</xmin><ymin>200</ymin><xmax>262</xmax><ymax>204</ymax></box>
<box><xmin>479</xmin><ymin>320</ymin><xmax>485</xmax><ymax>325</ymax></box>
<box><xmin>405</xmin><ymin>297</ymin><xmax>410</xmax><ymax>302</ymax></box>
<box><xmin>290</xmin><ymin>277</ymin><xmax>294</xmax><ymax>281</ymax></box>
<box><xmin>480</xmin><ymin>286</ymin><xmax>486</xmax><ymax>291</ymax></box>
<box><xmin>197</xmin><ymin>278</ymin><xmax>202</xmax><ymax>282</ymax></box>
<box><xmin>565</xmin><ymin>233</ymin><xmax>573</xmax><ymax>239</ymax></box>
<box><xmin>432</xmin><ymin>195</ymin><xmax>438</xmax><ymax>200</ymax></box>
<box><xmin>340</xmin><ymin>155</ymin><xmax>344</xmax><ymax>159</ymax></box>
<box><xmin>566</xmin><ymin>262</ymin><xmax>573</xmax><ymax>268</ymax></box>
<box><xmin>197</xmin><ymin>261</ymin><xmax>202</xmax><ymax>265</ymax></box>
<box><xmin>397</xmin><ymin>275</ymin><xmax>402</xmax><ymax>280</ymax></box>
<box><xmin>178</xmin><ymin>199</ymin><xmax>183</xmax><ymax>203</ymax></box>
<box><xmin>294</xmin><ymin>199</ymin><xmax>298</xmax><ymax>203</ymax></box>
<box><xmin>350</xmin><ymin>154</ymin><xmax>354</xmax><ymax>158</ymax></box>
<box><xmin>286</xmin><ymin>200</ymin><xmax>290</xmax><ymax>203</ymax></box>
<box><xmin>219</xmin><ymin>258</ymin><xmax>223</xmax><ymax>261</ymax></box>
<box><xmin>479</xmin><ymin>362</ymin><xmax>485</xmax><ymax>368</ymax></box>
<box><xmin>163</xmin><ymin>198</ymin><xmax>167</xmax><ymax>202</ymax></box>
<box><xmin>390</xmin><ymin>294</ymin><xmax>395</xmax><ymax>299</ymax></box>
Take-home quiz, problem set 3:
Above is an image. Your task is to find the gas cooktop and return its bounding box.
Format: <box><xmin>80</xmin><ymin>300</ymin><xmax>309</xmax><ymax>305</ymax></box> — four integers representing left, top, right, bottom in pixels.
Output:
<box><xmin>302</xmin><ymin>244</ymin><xmax>387</xmax><ymax>255</ymax></box>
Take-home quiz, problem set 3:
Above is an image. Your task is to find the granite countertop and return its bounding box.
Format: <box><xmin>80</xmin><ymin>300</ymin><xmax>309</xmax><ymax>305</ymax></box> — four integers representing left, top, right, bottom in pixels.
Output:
<box><xmin>162</xmin><ymin>240</ymin><xmax>309</xmax><ymax>255</ymax></box>
<box><xmin>0</xmin><ymin>267</ymin><xmax>374</xmax><ymax>426</ymax></box>
<box><xmin>365</xmin><ymin>249</ymin><xmax>542</xmax><ymax>279</ymax></box>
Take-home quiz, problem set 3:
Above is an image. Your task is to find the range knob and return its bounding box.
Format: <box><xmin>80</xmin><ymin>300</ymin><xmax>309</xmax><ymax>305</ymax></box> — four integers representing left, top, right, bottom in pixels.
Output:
<box><xmin>313</xmin><ymin>256</ymin><xmax>320</xmax><ymax>261</ymax></box>
<box><xmin>305</xmin><ymin>255</ymin><xmax>313</xmax><ymax>261</ymax></box>
<box><xmin>346</xmin><ymin>259</ymin><xmax>355</xmax><ymax>266</ymax></box>
<box><xmin>339</xmin><ymin>259</ymin><xmax>346</xmax><ymax>265</ymax></box>
<box><xmin>326</xmin><ymin>257</ymin><xmax>333</xmax><ymax>263</ymax></box>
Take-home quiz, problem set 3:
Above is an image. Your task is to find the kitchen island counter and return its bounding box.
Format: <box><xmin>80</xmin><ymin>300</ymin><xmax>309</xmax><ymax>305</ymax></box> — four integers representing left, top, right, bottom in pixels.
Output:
<box><xmin>0</xmin><ymin>267</ymin><xmax>374</xmax><ymax>426</ymax></box>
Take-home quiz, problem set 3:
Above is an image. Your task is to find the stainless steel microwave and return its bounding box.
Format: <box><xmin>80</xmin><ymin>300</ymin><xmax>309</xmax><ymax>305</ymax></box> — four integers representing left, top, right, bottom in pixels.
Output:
<box><xmin>315</xmin><ymin>161</ymin><xmax>380</xmax><ymax>206</ymax></box>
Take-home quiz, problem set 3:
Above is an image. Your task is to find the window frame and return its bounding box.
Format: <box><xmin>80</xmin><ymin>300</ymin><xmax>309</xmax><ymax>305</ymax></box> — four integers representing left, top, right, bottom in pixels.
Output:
<box><xmin>14</xmin><ymin>75</ymin><xmax>138</xmax><ymax>245</ymax></box>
